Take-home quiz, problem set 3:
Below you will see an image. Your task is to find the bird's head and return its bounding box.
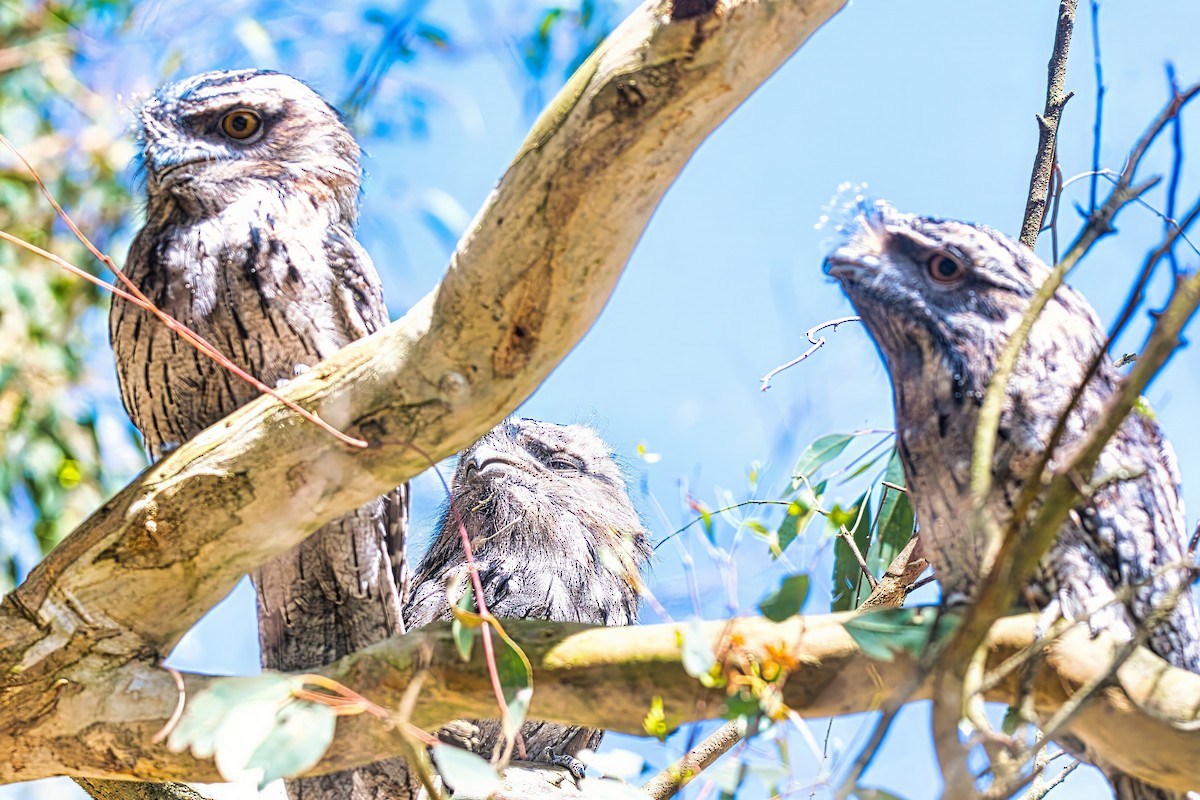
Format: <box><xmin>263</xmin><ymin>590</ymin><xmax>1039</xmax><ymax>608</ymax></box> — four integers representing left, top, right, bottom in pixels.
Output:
<box><xmin>136</xmin><ymin>69</ymin><xmax>361</xmax><ymax>220</ymax></box>
<box><xmin>448</xmin><ymin>418</ymin><xmax>650</xmax><ymax>567</ymax></box>
<box><xmin>822</xmin><ymin>201</ymin><xmax>1096</xmax><ymax>401</ymax></box>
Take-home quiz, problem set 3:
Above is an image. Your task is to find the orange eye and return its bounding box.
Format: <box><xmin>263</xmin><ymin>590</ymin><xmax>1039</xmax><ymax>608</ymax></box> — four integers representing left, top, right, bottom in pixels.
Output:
<box><xmin>927</xmin><ymin>252</ymin><xmax>966</xmax><ymax>285</ymax></box>
<box><xmin>220</xmin><ymin>109</ymin><xmax>262</xmax><ymax>141</ymax></box>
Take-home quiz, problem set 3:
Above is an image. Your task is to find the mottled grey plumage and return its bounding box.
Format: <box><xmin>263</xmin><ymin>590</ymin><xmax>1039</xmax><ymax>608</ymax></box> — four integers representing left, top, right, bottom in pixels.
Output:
<box><xmin>406</xmin><ymin>418</ymin><xmax>651</xmax><ymax>773</ymax></box>
<box><xmin>826</xmin><ymin>202</ymin><xmax>1200</xmax><ymax>799</ymax></box>
<box><xmin>109</xmin><ymin>69</ymin><xmax>410</xmax><ymax>799</ymax></box>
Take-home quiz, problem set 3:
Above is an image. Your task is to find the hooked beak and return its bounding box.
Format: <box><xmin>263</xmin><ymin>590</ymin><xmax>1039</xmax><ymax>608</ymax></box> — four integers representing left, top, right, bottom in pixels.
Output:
<box><xmin>464</xmin><ymin>443</ymin><xmax>516</xmax><ymax>479</ymax></box>
<box><xmin>823</xmin><ymin>253</ymin><xmax>880</xmax><ymax>284</ymax></box>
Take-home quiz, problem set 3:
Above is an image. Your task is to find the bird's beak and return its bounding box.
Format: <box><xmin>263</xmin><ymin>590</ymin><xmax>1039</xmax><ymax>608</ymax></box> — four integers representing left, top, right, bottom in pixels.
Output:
<box><xmin>822</xmin><ymin>253</ymin><xmax>879</xmax><ymax>282</ymax></box>
<box><xmin>465</xmin><ymin>443</ymin><xmax>514</xmax><ymax>478</ymax></box>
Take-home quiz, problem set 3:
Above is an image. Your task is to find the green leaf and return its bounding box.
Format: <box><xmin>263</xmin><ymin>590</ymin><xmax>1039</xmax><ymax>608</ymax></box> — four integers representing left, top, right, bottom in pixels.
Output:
<box><xmin>744</xmin><ymin>519</ymin><xmax>769</xmax><ymax>537</ymax></box>
<box><xmin>1000</xmin><ymin>704</ymin><xmax>1023</xmax><ymax>736</ymax></box>
<box><xmin>452</xmin><ymin>584</ymin><xmax>479</xmax><ymax>661</ymax></box>
<box><xmin>866</xmin><ymin>450</ymin><xmax>915</xmax><ymax>577</ymax></box>
<box><xmin>432</xmin><ymin>745</ymin><xmax>502</xmax><ymax>798</ymax></box>
<box><xmin>244</xmin><ymin>701</ymin><xmax>337</xmax><ymax>788</ymax></box>
<box><xmin>758</xmin><ymin>574</ymin><xmax>810</xmax><ymax>621</ymax></box>
<box><xmin>721</xmin><ymin>683</ymin><xmax>762</xmax><ymax>721</ymax></box>
<box><xmin>680</xmin><ymin>618</ymin><xmax>717</xmax><ymax>680</ymax></box>
<box><xmin>166</xmin><ymin>674</ymin><xmax>294</xmax><ymax>761</ymax></box>
<box><xmin>830</xmin><ymin>491</ymin><xmax>873</xmax><ymax>612</ymax></box>
<box><xmin>775</xmin><ymin>480</ymin><xmax>824</xmax><ymax>557</ymax></box>
<box><xmin>844</xmin><ymin>607</ymin><xmax>960</xmax><ymax>662</ymax></box>
<box><xmin>164</xmin><ymin>674</ymin><xmax>339</xmax><ymax>784</ymax></box>
<box><xmin>841</xmin><ymin>449</ymin><xmax>889</xmax><ymax>482</ymax></box>
<box><xmin>792</xmin><ymin>433</ymin><xmax>856</xmax><ymax>486</ymax></box>
<box><xmin>489</xmin><ymin>622</ymin><xmax>535</xmax><ymax>736</ymax></box>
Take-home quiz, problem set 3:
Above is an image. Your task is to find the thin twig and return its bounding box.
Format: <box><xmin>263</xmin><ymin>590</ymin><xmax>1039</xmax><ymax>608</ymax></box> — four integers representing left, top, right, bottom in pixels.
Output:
<box><xmin>837</xmin><ymin>499</ymin><xmax>878</xmax><ymax>593</ymax></box>
<box><xmin>1165</xmin><ymin>64</ymin><xmax>1184</xmax><ymax>276</ymax></box>
<box><xmin>1087</xmin><ymin>0</ymin><xmax>1104</xmax><ymax>214</ymax></box>
<box><xmin>1048</xmin><ymin>162</ymin><xmax>1064</xmax><ymax>264</ymax></box>
<box><xmin>760</xmin><ymin>316</ymin><xmax>860</xmax><ymax>391</ymax></box>
<box><xmin>421</xmin><ymin>456</ymin><xmax>528</xmax><ymax>761</ymax></box>
<box><xmin>1021</xmin><ymin>760</ymin><xmax>1080</xmax><ymax>800</ymax></box>
<box><xmin>1019</xmin><ymin>0</ymin><xmax>1078</xmax><ymax>248</ymax></box>
<box><xmin>151</xmin><ymin>666</ymin><xmax>187</xmax><ymax>744</ymax></box>
<box><xmin>653</xmin><ymin>500</ymin><xmax>792</xmax><ymax>552</ymax></box>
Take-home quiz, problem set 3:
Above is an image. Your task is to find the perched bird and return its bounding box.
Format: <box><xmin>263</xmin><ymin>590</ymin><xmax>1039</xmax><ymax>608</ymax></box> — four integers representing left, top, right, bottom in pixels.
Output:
<box><xmin>406</xmin><ymin>418</ymin><xmax>651</xmax><ymax>774</ymax></box>
<box><xmin>825</xmin><ymin>202</ymin><xmax>1200</xmax><ymax>799</ymax></box>
<box><xmin>109</xmin><ymin>69</ymin><xmax>409</xmax><ymax>798</ymax></box>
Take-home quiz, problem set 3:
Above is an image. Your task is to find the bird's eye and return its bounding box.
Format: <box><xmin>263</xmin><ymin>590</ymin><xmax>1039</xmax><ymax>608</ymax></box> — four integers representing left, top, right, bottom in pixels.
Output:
<box><xmin>927</xmin><ymin>252</ymin><xmax>966</xmax><ymax>285</ymax></box>
<box><xmin>547</xmin><ymin>453</ymin><xmax>585</xmax><ymax>473</ymax></box>
<box><xmin>220</xmin><ymin>109</ymin><xmax>262</xmax><ymax>141</ymax></box>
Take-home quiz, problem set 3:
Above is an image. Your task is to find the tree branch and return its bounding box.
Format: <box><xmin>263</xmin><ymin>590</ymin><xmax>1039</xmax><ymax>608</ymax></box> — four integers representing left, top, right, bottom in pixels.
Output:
<box><xmin>6</xmin><ymin>613</ymin><xmax>1200</xmax><ymax>794</ymax></box>
<box><xmin>1019</xmin><ymin>0</ymin><xmax>1078</xmax><ymax>248</ymax></box>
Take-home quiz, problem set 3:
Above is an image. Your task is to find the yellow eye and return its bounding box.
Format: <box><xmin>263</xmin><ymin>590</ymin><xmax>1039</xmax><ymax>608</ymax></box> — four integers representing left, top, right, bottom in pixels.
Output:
<box><xmin>220</xmin><ymin>109</ymin><xmax>262</xmax><ymax>141</ymax></box>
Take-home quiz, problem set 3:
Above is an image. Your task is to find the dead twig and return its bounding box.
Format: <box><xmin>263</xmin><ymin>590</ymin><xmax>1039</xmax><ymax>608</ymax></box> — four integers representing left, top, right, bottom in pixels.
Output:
<box><xmin>1019</xmin><ymin>0</ymin><xmax>1078</xmax><ymax>248</ymax></box>
<box><xmin>759</xmin><ymin>316</ymin><xmax>860</xmax><ymax>391</ymax></box>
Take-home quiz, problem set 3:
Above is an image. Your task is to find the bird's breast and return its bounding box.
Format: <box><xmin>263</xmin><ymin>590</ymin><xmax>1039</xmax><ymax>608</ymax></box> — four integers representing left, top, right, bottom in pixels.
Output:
<box><xmin>112</xmin><ymin>195</ymin><xmax>361</xmax><ymax>453</ymax></box>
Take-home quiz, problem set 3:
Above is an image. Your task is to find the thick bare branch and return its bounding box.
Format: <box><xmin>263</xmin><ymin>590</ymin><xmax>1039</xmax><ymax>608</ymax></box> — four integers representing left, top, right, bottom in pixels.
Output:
<box><xmin>6</xmin><ymin>614</ymin><xmax>1200</xmax><ymax>794</ymax></box>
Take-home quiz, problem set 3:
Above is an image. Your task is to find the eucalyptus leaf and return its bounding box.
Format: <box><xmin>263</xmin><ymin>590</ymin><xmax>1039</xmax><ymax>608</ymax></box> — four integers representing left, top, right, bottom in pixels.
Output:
<box><xmin>432</xmin><ymin>745</ymin><xmax>502</xmax><ymax>798</ymax></box>
<box><xmin>680</xmin><ymin>618</ymin><xmax>717</xmax><ymax>679</ymax></box>
<box><xmin>244</xmin><ymin>701</ymin><xmax>337</xmax><ymax>788</ymax></box>
<box><xmin>452</xmin><ymin>584</ymin><xmax>479</xmax><ymax>661</ymax></box>
<box><xmin>792</xmin><ymin>432</ymin><xmax>856</xmax><ymax>486</ymax></box>
<box><xmin>166</xmin><ymin>673</ymin><xmax>294</xmax><ymax>758</ymax></box>
<box><xmin>210</xmin><ymin>699</ymin><xmax>281</xmax><ymax>781</ymax></box>
<box><xmin>489</xmin><ymin>621</ymin><xmax>534</xmax><ymax>735</ymax></box>
<box><xmin>830</xmin><ymin>491</ymin><xmax>872</xmax><ymax>612</ymax></box>
<box><xmin>776</xmin><ymin>480</ymin><xmax>825</xmax><ymax>557</ymax></box>
<box><xmin>844</xmin><ymin>607</ymin><xmax>960</xmax><ymax>662</ymax></box>
<box><xmin>758</xmin><ymin>574</ymin><xmax>810</xmax><ymax>621</ymax></box>
<box><xmin>867</xmin><ymin>451</ymin><xmax>915</xmax><ymax>577</ymax></box>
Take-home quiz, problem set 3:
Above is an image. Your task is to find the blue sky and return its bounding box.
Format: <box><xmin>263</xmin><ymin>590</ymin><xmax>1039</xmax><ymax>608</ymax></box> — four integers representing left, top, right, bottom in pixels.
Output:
<box><xmin>8</xmin><ymin>1</ymin><xmax>1200</xmax><ymax>798</ymax></box>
